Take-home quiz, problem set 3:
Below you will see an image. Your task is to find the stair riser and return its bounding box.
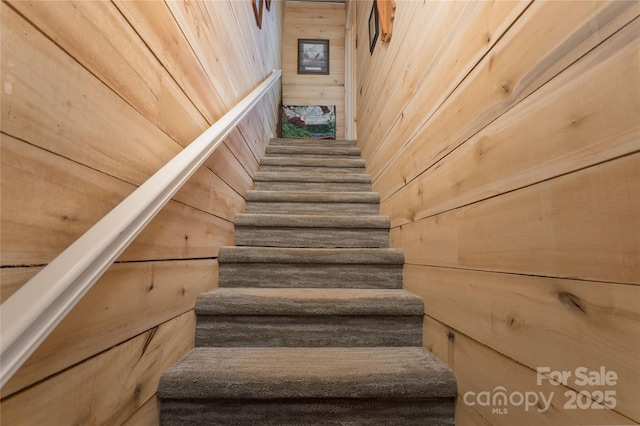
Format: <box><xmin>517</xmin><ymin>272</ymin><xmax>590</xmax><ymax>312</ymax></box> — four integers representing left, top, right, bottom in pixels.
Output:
<box><xmin>261</xmin><ymin>157</ymin><xmax>364</xmax><ymax>165</ymax></box>
<box><xmin>265</xmin><ymin>148</ymin><xmax>361</xmax><ymax>156</ymax></box>
<box><xmin>253</xmin><ymin>181</ymin><xmax>372</xmax><ymax>192</ymax></box>
<box><xmin>218</xmin><ymin>264</ymin><xmax>403</xmax><ymax>289</ymax></box>
<box><xmin>234</xmin><ymin>228</ymin><xmax>389</xmax><ymax>248</ymax></box>
<box><xmin>264</xmin><ymin>154</ymin><xmax>360</xmax><ymax>160</ymax></box>
<box><xmin>259</xmin><ymin>166</ymin><xmax>365</xmax><ymax>174</ymax></box>
<box><xmin>244</xmin><ymin>202</ymin><xmax>378</xmax><ymax>215</ymax></box>
<box><xmin>160</xmin><ymin>399</ymin><xmax>455</xmax><ymax>426</ymax></box>
<box><xmin>269</xmin><ymin>138</ymin><xmax>357</xmax><ymax>147</ymax></box>
<box><xmin>195</xmin><ymin>315</ymin><xmax>422</xmax><ymax>347</ymax></box>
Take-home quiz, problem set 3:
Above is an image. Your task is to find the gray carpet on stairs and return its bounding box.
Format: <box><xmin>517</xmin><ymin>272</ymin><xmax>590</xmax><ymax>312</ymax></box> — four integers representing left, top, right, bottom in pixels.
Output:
<box><xmin>158</xmin><ymin>138</ymin><xmax>457</xmax><ymax>425</ymax></box>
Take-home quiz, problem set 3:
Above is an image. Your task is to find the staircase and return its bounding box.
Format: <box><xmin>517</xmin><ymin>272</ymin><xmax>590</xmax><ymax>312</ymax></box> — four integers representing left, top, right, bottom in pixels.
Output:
<box><xmin>158</xmin><ymin>138</ymin><xmax>457</xmax><ymax>425</ymax></box>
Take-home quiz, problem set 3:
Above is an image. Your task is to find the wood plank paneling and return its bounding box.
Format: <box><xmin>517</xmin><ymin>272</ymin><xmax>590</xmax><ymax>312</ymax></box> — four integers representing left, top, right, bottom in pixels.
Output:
<box><xmin>356</xmin><ymin>0</ymin><xmax>640</xmax><ymax>424</ymax></box>
<box><xmin>1</xmin><ymin>3</ymin><xmax>179</xmax><ymax>185</ymax></box>
<box><xmin>406</xmin><ymin>265</ymin><xmax>640</xmax><ymax>420</ymax></box>
<box><xmin>111</xmin><ymin>0</ymin><xmax>227</xmax><ymax>124</ymax></box>
<box><xmin>424</xmin><ymin>317</ymin><xmax>636</xmax><ymax>426</ymax></box>
<box><xmin>360</xmin><ymin>0</ymin><xmax>528</xmax><ymax>164</ymax></box>
<box><xmin>7</xmin><ymin>0</ymin><xmax>209</xmax><ymax>146</ymax></box>
<box><xmin>0</xmin><ymin>312</ymin><xmax>196</xmax><ymax>425</ymax></box>
<box><xmin>1</xmin><ymin>135</ymin><xmax>234</xmax><ymax>266</ymax></box>
<box><xmin>122</xmin><ymin>396</ymin><xmax>159</xmax><ymax>426</ymax></box>
<box><xmin>0</xmin><ymin>267</ymin><xmax>43</xmax><ymax>303</ymax></box>
<box><xmin>2</xmin><ymin>260</ymin><xmax>217</xmax><ymax>398</ymax></box>
<box><xmin>381</xmin><ymin>16</ymin><xmax>640</xmax><ymax>225</ymax></box>
<box><xmin>391</xmin><ymin>154</ymin><xmax>640</xmax><ymax>284</ymax></box>
<box><xmin>1</xmin><ymin>0</ymin><xmax>283</xmax><ymax>422</ymax></box>
<box><xmin>373</xmin><ymin>1</ymin><xmax>640</xmax><ymax>200</ymax></box>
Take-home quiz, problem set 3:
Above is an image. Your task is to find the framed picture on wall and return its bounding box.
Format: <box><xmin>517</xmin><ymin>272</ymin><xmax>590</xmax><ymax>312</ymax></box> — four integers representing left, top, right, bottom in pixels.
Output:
<box><xmin>281</xmin><ymin>105</ymin><xmax>336</xmax><ymax>139</ymax></box>
<box><xmin>298</xmin><ymin>39</ymin><xmax>330</xmax><ymax>75</ymax></box>
<box><xmin>369</xmin><ymin>0</ymin><xmax>379</xmax><ymax>53</ymax></box>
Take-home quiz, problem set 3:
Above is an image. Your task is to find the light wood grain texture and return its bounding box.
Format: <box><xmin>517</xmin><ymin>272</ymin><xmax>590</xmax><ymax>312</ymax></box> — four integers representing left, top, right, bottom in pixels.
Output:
<box><xmin>1</xmin><ymin>135</ymin><xmax>234</xmax><ymax>266</ymax></box>
<box><xmin>0</xmin><ymin>313</ymin><xmax>195</xmax><ymax>425</ymax></box>
<box><xmin>0</xmin><ymin>0</ymin><xmax>281</xmax><ymax>422</ymax></box>
<box><xmin>0</xmin><ymin>267</ymin><xmax>43</xmax><ymax>303</ymax></box>
<box><xmin>111</xmin><ymin>0</ymin><xmax>227</xmax><ymax>124</ymax></box>
<box><xmin>199</xmin><ymin>138</ymin><xmax>255</xmax><ymax>196</ymax></box>
<box><xmin>0</xmin><ymin>4</ymin><xmax>246</xmax><ymax>222</ymax></box>
<box><xmin>0</xmin><ymin>3</ymin><xmax>179</xmax><ymax>185</ymax></box>
<box><xmin>112</xmin><ymin>0</ymin><xmax>274</xmax><ymax>194</ymax></box>
<box><xmin>372</xmin><ymin>1</ymin><xmax>639</xmax><ymax>197</ymax></box>
<box><xmin>455</xmin><ymin>402</ymin><xmax>491</xmax><ymax>426</ymax></box>
<box><xmin>2</xmin><ymin>260</ymin><xmax>217</xmax><ymax>397</ymax></box>
<box><xmin>356</xmin><ymin>1</ymin><xmax>639</xmax><ymax>424</ymax></box>
<box><xmin>381</xmin><ymin>17</ymin><xmax>640</xmax><ymax>224</ymax></box>
<box><xmin>424</xmin><ymin>317</ymin><xmax>636</xmax><ymax>426</ymax></box>
<box><xmin>122</xmin><ymin>396</ymin><xmax>160</xmax><ymax>426</ymax></box>
<box><xmin>407</xmin><ymin>265</ymin><xmax>640</xmax><ymax>420</ymax></box>
<box><xmin>359</xmin><ymin>1</ymin><xmax>528</xmax><ymax>163</ymax></box>
<box><xmin>6</xmin><ymin>0</ymin><xmax>209</xmax><ymax>145</ymax></box>
<box><xmin>165</xmin><ymin>1</ymin><xmax>242</xmax><ymax>107</ymax></box>
<box><xmin>391</xmin><ymin>154</ymin><xmax>640</xmax><ymax>285</ymax></box>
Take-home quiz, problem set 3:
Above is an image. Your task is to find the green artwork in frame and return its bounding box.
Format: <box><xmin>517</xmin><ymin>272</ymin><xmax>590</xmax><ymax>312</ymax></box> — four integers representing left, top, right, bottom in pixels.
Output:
<box><xmin>281</xmin><ymin>105</ymin><xmax>336</xmax><ymax>140</ymax></box>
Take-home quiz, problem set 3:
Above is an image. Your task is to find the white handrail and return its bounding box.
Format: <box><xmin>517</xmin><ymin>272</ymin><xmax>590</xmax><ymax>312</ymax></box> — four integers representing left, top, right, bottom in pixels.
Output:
<box><xmin>0</xmin><ymin>69</ymin><xmax>282</xmax><ymax>388</ymax></box>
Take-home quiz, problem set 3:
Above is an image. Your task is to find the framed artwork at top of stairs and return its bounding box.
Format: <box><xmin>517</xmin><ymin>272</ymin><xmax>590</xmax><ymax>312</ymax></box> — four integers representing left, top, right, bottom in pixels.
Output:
<box><xmin>280</xmin><ymin>105</ymin><xmax>336</xmax><ymax>140</ymax></box>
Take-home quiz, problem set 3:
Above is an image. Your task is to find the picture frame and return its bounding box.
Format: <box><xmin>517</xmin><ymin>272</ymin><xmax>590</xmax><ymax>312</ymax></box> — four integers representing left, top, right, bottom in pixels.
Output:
<box><xmin>281</xmin><ymin>105</ymin><xmax>336</xmax><ymax>140</ymax></box>
<box><xmin>298</xmin><ymin>39</ymin><xmax>330</xmax><ymax>75</ymax></box>
<box><xmin>252</xmin><ymin>0</ymin><xmax>263</xmax><ymax>29</ymax></box>
<box><xmin>369</xmin><ymin>0</ymin><xmax>379</xmax><ymax>54</ymax></box>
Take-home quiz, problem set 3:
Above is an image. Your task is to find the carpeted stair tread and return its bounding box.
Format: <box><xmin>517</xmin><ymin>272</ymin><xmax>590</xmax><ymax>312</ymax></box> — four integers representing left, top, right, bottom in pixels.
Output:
<box><xmin>244</xmin><ymin>190</ymin><xmax>380</xmax><ymax>215</ymax></box>
<box><xmin>234</xmin><ymin>213</ymin><xmax>389</xmax><ymax>228</ymax></box>
<box><xmin>196</xmin><ymin>288</ymin><xmax>423</xmax><ymax>316</ymax></box>
<box><xmin>253</xmin><ymin>171</ymin><xmax>371</xmax><ymax>183</ymax></box>
<box><xmin>158</xmin><ymin>347</ymin><xmax>457</xmax><ymax>400</ymax></box>
<box><xmin>252</xmin><ymin>172</ymin><xmax>372</xmax><ymax>191</ymax></box>
<box><xmin>261</xmin><ymin>157</ymin><xmax>365</xmax><ymax>168</ymax></box>
<box><xmin>218</xmin><ymin>246</ymin><xmax>404</xmax><ymax>264</ymax></box>
<box><xmin>246</xmin><ymin>190</ymin><xmax>379</xmax><ymax>203</ymax></box>
<box><xmin>158</xmin><ymin>137</ymin><xmax>456</xmax><ymax>424</ymax></box>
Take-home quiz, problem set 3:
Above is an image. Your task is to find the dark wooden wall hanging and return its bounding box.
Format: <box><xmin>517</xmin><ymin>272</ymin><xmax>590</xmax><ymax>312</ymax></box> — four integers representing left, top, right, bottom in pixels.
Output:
<box><xmin>377</xmin><ymin>0</ymin><xmax>396</xmax><ymax>42</ymax></box>
<box><xmin>252</xmin><ymin>0</ymin><xmax>263</xmax><ymax>29</ymax></box>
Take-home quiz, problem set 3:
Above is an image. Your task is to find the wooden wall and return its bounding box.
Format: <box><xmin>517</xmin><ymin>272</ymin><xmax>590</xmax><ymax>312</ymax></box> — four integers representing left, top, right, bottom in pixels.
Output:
<box><xmin>0</xmin><ymin>0</ymin><xmax>282</xmax><ymax>423</ymax></box>
<box><xmin>283</xmin><ymin>0</ymin><xmax>345</xmax><ymax>139</ymax></box>
<box><xmin>355</xmin><ymin>1</ymin><xmax>639</xmax><ymax>424</ymax></box>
